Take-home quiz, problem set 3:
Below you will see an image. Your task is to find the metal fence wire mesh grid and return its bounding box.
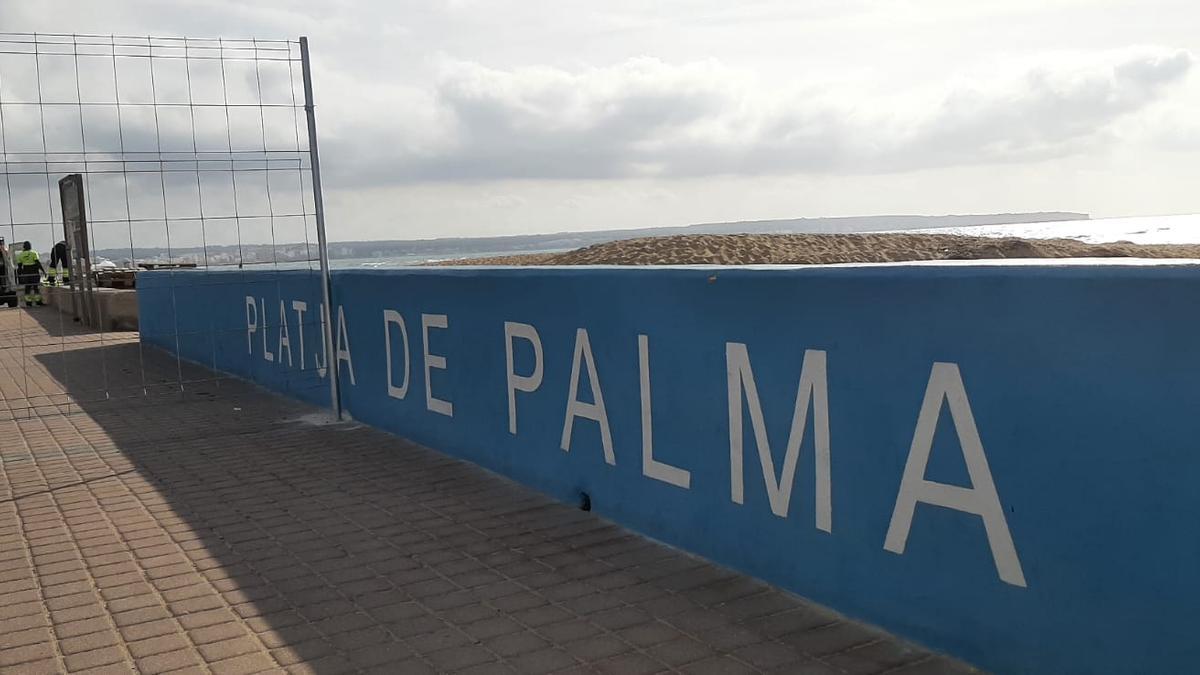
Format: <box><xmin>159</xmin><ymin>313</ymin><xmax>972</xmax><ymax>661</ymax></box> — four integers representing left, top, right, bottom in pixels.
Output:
<box><xmin>0</xmin><ymin>32</ymin><xmax>335</xmax><ymax>420</ymax></box>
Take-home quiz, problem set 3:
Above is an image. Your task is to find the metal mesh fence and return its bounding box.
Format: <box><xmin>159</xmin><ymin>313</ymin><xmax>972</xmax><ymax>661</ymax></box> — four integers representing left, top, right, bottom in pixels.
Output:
<box><xmin>0</xmin><ymin>32</ymin><xmax>334</xmax><ymax>419</ymax></box>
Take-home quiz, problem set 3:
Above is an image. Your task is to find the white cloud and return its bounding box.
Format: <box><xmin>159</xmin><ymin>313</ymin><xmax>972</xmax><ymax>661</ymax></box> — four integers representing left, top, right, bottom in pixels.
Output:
<box><xmin>1</xmin><ymin>0</ymin><xmax>1199</xmax><ymax>239</ymax></box>
<box><xmin>894</xmin><ymin>48</ymin><xmax>1195</xmax><ymax>167</ymax></box>
<box><xmin>322</xmin><ymin>47</ymin><xmax>1194</xmax><ymax>187</ymax></box>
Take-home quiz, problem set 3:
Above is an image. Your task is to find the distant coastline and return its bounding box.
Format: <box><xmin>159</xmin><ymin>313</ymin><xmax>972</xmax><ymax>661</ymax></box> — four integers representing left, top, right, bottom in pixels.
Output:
<box><xmin>95</xmin><ymin>212</ymin><xmax>1087</xmax><ymax>266</ymax></box>
<box><xmin>431</xmin><ymin>229</ymin><xmax>1200</xmax><ymax>267</ymax></box>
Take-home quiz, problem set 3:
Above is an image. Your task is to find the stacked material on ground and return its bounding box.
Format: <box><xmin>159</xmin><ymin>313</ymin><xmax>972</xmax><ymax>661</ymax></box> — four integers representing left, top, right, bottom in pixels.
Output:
<box><xmin>95</xmin><ymin>269</ymin><xmax>138</xmax><ymax>288</ymax></box>
<box><xmin>434</xmin><ymin>233</ymin><xmax>1200</xmax><ymax>266</ymax></box>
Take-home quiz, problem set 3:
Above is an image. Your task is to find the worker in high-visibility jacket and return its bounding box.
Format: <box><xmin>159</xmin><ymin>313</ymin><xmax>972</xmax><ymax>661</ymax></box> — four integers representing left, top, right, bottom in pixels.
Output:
<box><xmin>15</xmin><ymin>242</ymin><xmax>45</xmax><ymax>307</ymax></box>
<box><xmin>47</xmin><ymin>240</ymin><xmax>69</xmax><ymax>287</ymax></box>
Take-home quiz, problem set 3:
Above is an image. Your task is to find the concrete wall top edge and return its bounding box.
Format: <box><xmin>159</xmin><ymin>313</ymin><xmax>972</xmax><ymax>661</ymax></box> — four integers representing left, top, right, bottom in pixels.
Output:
<box><xmin>140</xmin><ymin>259</ymin><xmax>1200</xmax><ymax>284</ymax></box>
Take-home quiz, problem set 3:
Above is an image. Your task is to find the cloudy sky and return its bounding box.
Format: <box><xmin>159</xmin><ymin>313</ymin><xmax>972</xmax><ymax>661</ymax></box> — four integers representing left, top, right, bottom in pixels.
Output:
<box><xmin>1</xmin><ymin>0</ymin><xmax>1198</xmax><ymax>243</ymax></box>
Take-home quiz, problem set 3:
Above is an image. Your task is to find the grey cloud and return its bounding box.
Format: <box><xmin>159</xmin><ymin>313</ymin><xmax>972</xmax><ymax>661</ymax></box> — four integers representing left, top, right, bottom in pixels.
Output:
<box><xmin>894</xmin><ymin>48</ymin><xmax>1196</xmax><ymax>169</ymax></box>
<box><xmin>1</xmin><ymin>30</ymin><xmax>1194</xmax><ymax>195</ymax></box>
<box><xmin>0</xmin><ymin>63</ymin><xmax>310</xmax><ymax>253</ymax></box>
<box><xmin>322</xmin><ymin>47</ymin><xmax>1195</xmax><ymax>186</ymax></box>
<box><xmin>1114</xmin><ymin>49</ymin><xmax>1193</xmax><ymax>85</ymax></box>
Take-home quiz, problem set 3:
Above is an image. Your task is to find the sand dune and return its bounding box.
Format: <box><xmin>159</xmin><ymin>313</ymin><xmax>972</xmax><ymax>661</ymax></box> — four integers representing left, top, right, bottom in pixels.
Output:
<box><xmin>434</xmin><ymin>233</ymin><xmax>1200</xmax><ymax>266</ymax></box>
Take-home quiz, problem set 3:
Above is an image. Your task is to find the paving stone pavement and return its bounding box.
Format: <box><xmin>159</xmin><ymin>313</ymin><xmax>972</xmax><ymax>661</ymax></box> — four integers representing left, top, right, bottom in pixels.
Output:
<box><xmin>0</xmin><ymin>308</ymin><xmax>979</xmax><ymax>674</ymax></box>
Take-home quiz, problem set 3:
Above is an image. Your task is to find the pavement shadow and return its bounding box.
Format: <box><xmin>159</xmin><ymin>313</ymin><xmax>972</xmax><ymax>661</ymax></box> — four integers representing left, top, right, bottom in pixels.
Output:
<box><xmin>17</xmin><ymin>307</ymin><xmax>236</xmax><ymax>415</ymax></box>
<box><xmin>24</xmin><ymin>326</ymin><xmax>963</xmax><ymax>674</ymax></box>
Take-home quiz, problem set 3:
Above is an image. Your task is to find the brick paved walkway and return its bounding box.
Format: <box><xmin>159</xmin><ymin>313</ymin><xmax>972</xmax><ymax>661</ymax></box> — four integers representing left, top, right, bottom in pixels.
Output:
<box><xmin>0</xmin><ymin>308</ymin><xmax>976</xmax><ymax>674</ymax></box>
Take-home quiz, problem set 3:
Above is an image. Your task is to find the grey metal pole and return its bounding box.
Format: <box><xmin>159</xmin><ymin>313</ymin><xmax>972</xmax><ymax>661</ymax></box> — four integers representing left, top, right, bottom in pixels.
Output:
<box><xmin>299</xmin><ymin>36</ymin><xmax>341</xmax><ymax>419</ymax></box>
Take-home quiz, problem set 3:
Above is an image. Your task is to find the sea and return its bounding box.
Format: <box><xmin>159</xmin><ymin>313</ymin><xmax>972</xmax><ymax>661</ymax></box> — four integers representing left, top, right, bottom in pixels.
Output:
<box><xmin>328</xmin><ymin>249</ymin><xmax>573</xmax><ymax>269</ymax></box>
<box><xmin>254</xmin><ymin>249</ymin><xmax>571</xmax><ymax>270</ymax></box>
<box><xmin>907</xmin><ymin>213</ymin><xmax>1200</xmax><ymax>245</ymax></box>
<box><xmin>260</xmin><ymin>214</ymin><xmax>1200</xmax><ymax>270</ymax></box>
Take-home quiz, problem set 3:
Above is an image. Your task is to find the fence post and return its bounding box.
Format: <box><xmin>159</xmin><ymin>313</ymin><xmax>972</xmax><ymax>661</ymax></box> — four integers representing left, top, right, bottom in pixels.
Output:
<box><xmin>299</xmin><ymin>36</ymin><xmax>341</xmax><ymax>419</ymax></box>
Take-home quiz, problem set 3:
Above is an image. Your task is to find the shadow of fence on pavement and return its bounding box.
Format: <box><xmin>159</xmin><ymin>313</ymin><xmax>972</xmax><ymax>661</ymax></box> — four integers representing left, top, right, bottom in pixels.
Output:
<box><xmin>20</xmin><ymin>324</ymin><xmax>966</xmax><ymax>674</ymax></box>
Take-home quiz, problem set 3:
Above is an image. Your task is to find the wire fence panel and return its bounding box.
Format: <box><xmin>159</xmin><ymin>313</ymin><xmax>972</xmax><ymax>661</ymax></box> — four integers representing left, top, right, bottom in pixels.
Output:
<box><xmin>0</xmin><ymin>32</ymin><xmax>333</xmax><ymax>420</ymax></box>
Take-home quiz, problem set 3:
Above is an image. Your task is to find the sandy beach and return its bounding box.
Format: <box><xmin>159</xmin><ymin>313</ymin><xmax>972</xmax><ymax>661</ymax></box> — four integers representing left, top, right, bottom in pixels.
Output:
<box><xmin>433</xmin><ymin>232</ymin><xmax>1200</xmax><ymax>266</ymax></box>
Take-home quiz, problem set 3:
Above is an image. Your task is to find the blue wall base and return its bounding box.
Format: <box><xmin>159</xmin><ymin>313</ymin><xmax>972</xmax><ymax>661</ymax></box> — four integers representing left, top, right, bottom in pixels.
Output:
<box><xmin>140</xmin><ymin>264</ymin><xmax>1200</xmax><ymax>674</ymax></box>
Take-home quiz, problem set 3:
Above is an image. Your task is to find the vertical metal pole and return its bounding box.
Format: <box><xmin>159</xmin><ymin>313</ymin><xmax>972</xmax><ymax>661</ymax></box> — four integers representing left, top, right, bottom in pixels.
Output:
<box><xmin>299</xmin><ymin>37</ymin><xmax>341</xmax><ymax>419</ymax></box>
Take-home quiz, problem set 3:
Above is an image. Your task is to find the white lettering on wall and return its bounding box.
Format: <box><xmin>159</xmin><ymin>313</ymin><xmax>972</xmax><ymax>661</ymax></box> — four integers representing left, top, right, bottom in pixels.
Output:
<box><xmin>314</xmin><ymin>304</ymin><xmax>327</xmax><ymax>379</ymax></box>
<box><xmin>260</xmin><ymin>298</ymin><xmax>274</xmax><ymax>362</ymax></box>
<box><xmin>639</xmin><ymin>335</ymin><xmax>690</xmax><ymax>489</ymax></box>
<box><xmin>245</xmin><ymin>296</ymin><xmax>257</xmax><ymax>354</ymax></box>
<box><xmin>292</xmin><ymin>301</ymin><xmax>308</xmax><ymax>370</ymax></box>
<box><xmin>384</xmin><ymin>310</ymin><xmax>410</xmax><ymax>399</ymax></box>
<box><xmin>883</xmin><ymin>362</ymin><xmax>1026</xmax><ymax>587</ymax></box>
<box><xmin>335</xmin><ymin>305</ymin><xmax>356</xmax><ymax>386</ymax></box>
<box><xmin>560</xmin><ymin>328</ymin><xmax>615</xmax><ymax>465</ymax></box>
<box><xmin>504</xmin><ymin>321</ymin><xmax>543</xmax><ymax>434</ymax></box>
<box><xmin>726</xmin><ymin>343</ymin><xmax>831</xmax><ymax>531</ymax></box>
<box><xmin>277</xmin><ymin>300</ymin><xmax>293</xmax><ymax>367</ymax></box>
<box><xmin>229</xmin><ymin>291</ymin><xmax>1035</xmax><ymax>596</ymax></box>
<box><xmin>421</xmin><ymin>313</ymin><xmax>453</xmax><ymax>416</ymax></box>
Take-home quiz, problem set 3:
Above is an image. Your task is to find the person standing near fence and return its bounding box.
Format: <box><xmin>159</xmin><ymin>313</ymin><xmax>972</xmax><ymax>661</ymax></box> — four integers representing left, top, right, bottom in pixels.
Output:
<box><xmin>48</xmin><ymin>240</ymin><xmax>69</xmax><ymax>287</ymax></box>
<box><xmin>16</xmin><ymin>242</ymin><xmax>45</xmax><ymax>307</ymax></box>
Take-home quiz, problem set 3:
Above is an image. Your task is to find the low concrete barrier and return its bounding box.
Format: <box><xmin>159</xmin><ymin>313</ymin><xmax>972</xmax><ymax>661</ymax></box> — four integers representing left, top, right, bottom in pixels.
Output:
<box><xmin>44</xmin><ymin>285</ymin><xmax>139</xmax><ymax>331</ymax></box>
<box><xmin>139</xmin><ymin>264</ymin><xmax>1200</xmax><ymax>674</ymax></box>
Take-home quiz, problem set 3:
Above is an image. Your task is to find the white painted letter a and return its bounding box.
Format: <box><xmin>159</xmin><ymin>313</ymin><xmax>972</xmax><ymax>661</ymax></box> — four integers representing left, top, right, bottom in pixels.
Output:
<box><xmin>884</xmin><ymin>362</ymin><xmax>1026</xmax><ymax>587</ymax></box>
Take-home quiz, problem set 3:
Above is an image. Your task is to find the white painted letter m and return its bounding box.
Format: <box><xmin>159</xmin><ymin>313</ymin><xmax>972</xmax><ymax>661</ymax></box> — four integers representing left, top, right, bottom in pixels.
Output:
<box><xmin>727</xmin><ymin>344</ymin><xmax>831</xmax><ymax>532</ymax></box>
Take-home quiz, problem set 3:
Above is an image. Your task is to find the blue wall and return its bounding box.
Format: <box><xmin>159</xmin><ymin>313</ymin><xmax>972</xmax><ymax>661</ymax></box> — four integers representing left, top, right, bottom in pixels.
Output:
<box><xmin>140</xmin><ymin>264</ymin><xmax>1200</xmax><ymax>674</ymax></box>
<box><xmin>140</xmin><ymin>269</ymin><xmax>330</xmax><ymax>406</ymax></box>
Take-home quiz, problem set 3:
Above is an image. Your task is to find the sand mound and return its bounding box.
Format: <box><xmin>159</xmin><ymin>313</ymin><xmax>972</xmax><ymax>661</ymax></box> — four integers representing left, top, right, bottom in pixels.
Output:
<box><xmin>434</xmin><ymin>233</ymin><xmax>1200</xmax><ymax>266</ymax></box>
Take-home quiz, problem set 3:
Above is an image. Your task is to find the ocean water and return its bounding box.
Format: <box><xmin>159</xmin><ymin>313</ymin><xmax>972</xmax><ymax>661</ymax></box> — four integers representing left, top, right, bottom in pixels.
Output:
<box><xmin>328</xmin><ymin>248</ymin><xmax>574</xmax><ymax>269</ymax></box>
<box><xmin>254</xmin><ymin>249</ymin><xmax>569</xmax><ymax>270</ymax></box>
<box><xmin>361</xmin><ymin>214</ymin><xmax>1198</xmax><ymax>267</ymax></box>
<box><xmin>258</xmin><ymin>214</ymin><xmax>1199</xmax><ymax>270</ymax></box>
<box><xmin>908</xmin><ymin>213</ymin><xmax>1200</xmax><ymax>245</ymax></box>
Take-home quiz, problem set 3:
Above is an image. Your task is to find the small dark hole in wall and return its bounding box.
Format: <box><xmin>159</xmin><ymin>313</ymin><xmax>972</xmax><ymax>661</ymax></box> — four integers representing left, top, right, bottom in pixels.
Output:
<box><xmin>578</xmin><ymin>492</ymin><xmax>592</xmax><ymax>512</ymax></box>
